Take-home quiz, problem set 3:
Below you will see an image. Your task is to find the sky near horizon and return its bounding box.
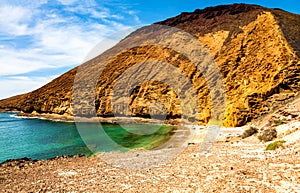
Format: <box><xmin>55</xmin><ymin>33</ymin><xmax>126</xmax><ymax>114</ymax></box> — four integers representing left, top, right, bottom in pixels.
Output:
<box><xmin>0</xmin><ymin>0</ymin><xmax>299</xmax><ymax>99</ymax></box>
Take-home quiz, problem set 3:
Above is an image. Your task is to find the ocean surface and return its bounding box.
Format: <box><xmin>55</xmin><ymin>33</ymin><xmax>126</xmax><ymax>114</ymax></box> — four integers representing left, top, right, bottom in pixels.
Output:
<box><xmin>0</xmin><ymin>112</ymin><xmax>174</xmax><ymax>163</ymax></box>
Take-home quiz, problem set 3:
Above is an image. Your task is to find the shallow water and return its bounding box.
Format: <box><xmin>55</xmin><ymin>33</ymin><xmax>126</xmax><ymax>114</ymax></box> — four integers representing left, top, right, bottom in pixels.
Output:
<box><xmin>0</xmin><ymin>112</ymin><xmax>174</xmax><ymax>163</ymax></box>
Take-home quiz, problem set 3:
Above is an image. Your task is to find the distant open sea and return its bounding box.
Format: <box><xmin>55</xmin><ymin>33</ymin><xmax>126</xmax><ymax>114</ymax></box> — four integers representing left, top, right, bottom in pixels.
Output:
<box><xmin>0</xmin><ymin>112</ymin><xmax>174</xmax><ymax>163</ymax></box>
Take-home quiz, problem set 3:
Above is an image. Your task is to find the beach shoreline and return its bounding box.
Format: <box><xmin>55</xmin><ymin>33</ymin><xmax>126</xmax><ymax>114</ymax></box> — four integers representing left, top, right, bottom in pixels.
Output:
<box><xmin>9</xmin><ymin>111</ymin><xmax>189</xmax><ymax>126</ymax></box>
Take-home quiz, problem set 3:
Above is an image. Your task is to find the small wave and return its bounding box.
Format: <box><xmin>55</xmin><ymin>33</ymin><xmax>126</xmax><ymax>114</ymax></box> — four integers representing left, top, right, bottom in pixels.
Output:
<box><xmin>10</xmin><ymin>114</ymin><xmax>42</xmax><ymax>120</ymax></box>
<box><xmin>48</xmin><ymin>119</ymin><xmax>74</xmax><ymax>123</ymax></box>
<box><xmin>9</xmin><ymin>114</ymin><xmax>22</xmax><ymax>119</ymax></box>
<box><xmin>9</xmin><ymin>114</ymin><xmax>74</xmax><ymax>123</ymax></box>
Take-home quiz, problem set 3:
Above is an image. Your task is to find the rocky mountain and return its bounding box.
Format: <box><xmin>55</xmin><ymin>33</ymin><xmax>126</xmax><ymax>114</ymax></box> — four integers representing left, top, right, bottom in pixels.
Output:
<box><xmin>1</xmin><ymin>4</ymin><xmax>299</xmax><ymax>127</ymax></box>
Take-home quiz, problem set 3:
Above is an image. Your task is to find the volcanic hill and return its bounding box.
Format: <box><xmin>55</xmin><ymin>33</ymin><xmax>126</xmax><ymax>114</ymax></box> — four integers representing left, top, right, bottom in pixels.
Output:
<box><xmin>1</xmin><ymin>4</ymin><xmax>299</xmax><ymax>127</ymax></box>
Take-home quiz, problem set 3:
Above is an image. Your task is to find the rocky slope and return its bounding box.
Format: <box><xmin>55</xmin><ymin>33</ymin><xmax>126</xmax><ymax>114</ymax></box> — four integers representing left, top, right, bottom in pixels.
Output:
<box><xmin>0</xmin><ymin>4</ymin><xmax>299</xmax><ymax>127</ymax></box>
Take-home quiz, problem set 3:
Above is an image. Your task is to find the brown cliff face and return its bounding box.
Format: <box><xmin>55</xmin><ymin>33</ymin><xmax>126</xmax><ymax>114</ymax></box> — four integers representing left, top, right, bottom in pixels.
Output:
<box><xmin>0</xmin><ymin>4</ymin><xmax>299</xmax><ymax>127</ymax></box>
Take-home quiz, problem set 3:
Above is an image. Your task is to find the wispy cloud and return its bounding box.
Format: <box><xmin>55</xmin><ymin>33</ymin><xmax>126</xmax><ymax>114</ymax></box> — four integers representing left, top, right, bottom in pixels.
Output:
<box><xmin>0</xmin><ymin>75</ymin><xmax>60</xmax><ymax>99</ymax></box>
<box><xmin>0</xmin><ymin>5</ymin><xmax>33</xmax><ymax>36</ymax></box>
<box><xmin>0</xmin><ymin>0</ymin><xmax>141</xmax><ymax>99</ymax></box>
<box><xmin>57</xmin><ymin>0</ymin><xmax>78</xmax><ymax>6</ymax></box>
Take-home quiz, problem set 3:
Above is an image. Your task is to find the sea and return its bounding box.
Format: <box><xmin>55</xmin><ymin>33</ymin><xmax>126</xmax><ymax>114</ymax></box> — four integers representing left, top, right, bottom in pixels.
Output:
<box><xmin>0</xmin><ymin>112</ymin><xmax>174</xmax><ymax>163</ymax></box>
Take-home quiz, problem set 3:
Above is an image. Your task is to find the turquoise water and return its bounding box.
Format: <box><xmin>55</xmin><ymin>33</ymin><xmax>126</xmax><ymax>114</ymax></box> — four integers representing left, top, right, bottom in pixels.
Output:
<box><xmin>0</xmin><ymin>112</ymin><xmax>174</xmax><ymax>163</ymax></box>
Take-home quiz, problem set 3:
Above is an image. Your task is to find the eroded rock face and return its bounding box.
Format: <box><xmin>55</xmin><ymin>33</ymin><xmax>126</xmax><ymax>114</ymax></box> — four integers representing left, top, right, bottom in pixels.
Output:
<box><xmin>0</xmin><ymin>4</ymin><xmax>299</xmax><ymax>127</ymax></box>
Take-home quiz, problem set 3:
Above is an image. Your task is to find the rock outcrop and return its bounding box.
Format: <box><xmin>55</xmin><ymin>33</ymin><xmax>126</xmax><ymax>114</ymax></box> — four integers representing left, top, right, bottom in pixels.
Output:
<box><xmin>0</xmin><ymin>4</ymin><xmax>299</xmax><ymax>127</ymax></box>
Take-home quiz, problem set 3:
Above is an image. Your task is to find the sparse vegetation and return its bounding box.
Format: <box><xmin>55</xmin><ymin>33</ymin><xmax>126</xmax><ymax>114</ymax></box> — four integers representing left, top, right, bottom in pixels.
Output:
<box><xmin>266</xmin><ymin>140</ymin><xmax>285</xmax><ymax>150</ymax></box>
<box><xmin>273</xmin><ymin>119</ymin><xmax>286</xmax><ymax>125</ymax></box>
<box><xmin>241</xmin><ymin>126</ymin><xmax>258</xmax><ymax>139</ymax></box>
<box><xmin>258</xmin><ymin>128</ymin><xmax>277</xmax><ymax>142</ymax></box>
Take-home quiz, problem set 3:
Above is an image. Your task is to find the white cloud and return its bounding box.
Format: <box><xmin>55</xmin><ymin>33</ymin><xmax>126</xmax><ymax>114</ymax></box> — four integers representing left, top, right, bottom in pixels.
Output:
<box><xmin>0</xmin><ymin>0</ymin><xmax>48</xmax><ymax>9</ymax></box>
<box><xmin>0</xmin><ymin>3</ymin><xmax>132</xmax><ymax>75</ymax></box>
<box><xmin>0</xmin><ymin>1</ymin><xmax>141</xmax><ymax>98</ymax></box>
<box><xmin>0</xmin><ymin>6</ymin><xmax>32</xmax><ymax>36</ymax></box>
<box><xmin>0</xmin><ymin>23</ymin><xmax>125</xmax><ymax>76</ymax></box>
<box><xmin>0</xmin><ymin>48</ymin><xmax>52</xmax><ymax>76</ymax></box>
<box><xmin>57</xmin><ymin>0</ymin><xmax>78</xmax><ymax>5</ymax></box>
<box><xmin>0</xmin><ymin>75</ymin><xmax>59</xmax><ymax>100</ymax></box>
<box><xmin>128</xmin><ymin>10</ymin><xmax>141</xmax><ymax>23</ymax></box>
<box><xmin>65</xmin><ymin>4</ymin><xmax>122</xmax><ymax>21</ymax></box>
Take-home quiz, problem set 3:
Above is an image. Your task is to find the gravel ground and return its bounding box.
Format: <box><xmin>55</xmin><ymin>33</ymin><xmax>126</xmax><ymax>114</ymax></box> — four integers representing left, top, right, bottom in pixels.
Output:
<box><xmin>1</xmin><ymin>140</ymin><xmax>300</xmax><ymax>193</ymax></box>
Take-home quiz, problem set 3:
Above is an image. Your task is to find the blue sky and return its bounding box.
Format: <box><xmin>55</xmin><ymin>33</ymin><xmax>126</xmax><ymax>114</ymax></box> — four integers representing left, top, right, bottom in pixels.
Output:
<box><xmin>0</xmin><ymin>0</ymin><xmax>299</xmax><ymax>99</ymax></box>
